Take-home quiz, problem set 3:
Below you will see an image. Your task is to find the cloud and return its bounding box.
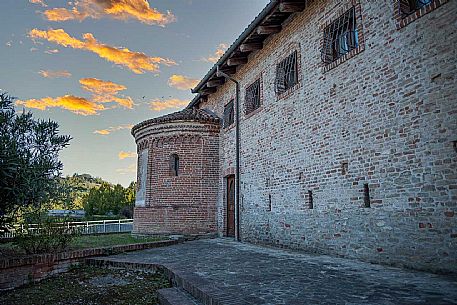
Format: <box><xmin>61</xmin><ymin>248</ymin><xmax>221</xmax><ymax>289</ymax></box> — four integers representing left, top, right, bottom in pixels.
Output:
<box><xmin>45</xmin><ymin>48</ymin><xmax>59</xmax><ymax>54</ymax></box>
<box><xmin>17</xmin><ymin>78</ymin><xmax>134</xmax><ymax>115</ymax></box>
<box><xmin>29</xmin><ymin>28</ymin><xmax>176</xmax><ymax>74</ymax></box>
<box><xmin>118</xmin><ymin>151</ymin><xmax>136</xmax><ymax>160</ymax></box>
<box><xmin>39</xmin><ymin>69</ymin><xmax>72</xmax><ymax>78</ymax></box>
<box><xmin>16</xmin><ymin>95</ymin><xmax>105</xmax><ymax>116</ymax></box>
<box><xmin>30</xmin><ymin>0</ymin><xmax>47</xmax><ymax>7</ymax></box>
<box><xmin>168</xmin><ymin>74</ymin><xmax>199</xmax><ymax>91</ymax></box>
<box><xmin>94</xmin><ymin>129</ymin><xmax>111</xmax><ymax>135</ymax></box>
<box><xmin>43</xmin><ymin>0</ymin><xmax>175</xmax><ymax>26</ymax></box>
<box><xmin>201</xmin><ymin>43</ymin><xmax>228</xmax><ymax>63</ymax></box>
<box><xmin>150</xmin><ymin>98</ymin><xmax>188</xmax><ymax>111</ymax></box>
<box><xmin>80</xmin><ymin>78</ymin><xmax>134</xmax><ymax>109</ymax></box>
<box><xmin>94</xmin><ymin>124</ymin><xmax>133</xmax><ymax>135</ymax></box>
<box><xmin>116</xmin><ymin>163</ymin><xmax>137</xmax><ymax>174</ymax></box>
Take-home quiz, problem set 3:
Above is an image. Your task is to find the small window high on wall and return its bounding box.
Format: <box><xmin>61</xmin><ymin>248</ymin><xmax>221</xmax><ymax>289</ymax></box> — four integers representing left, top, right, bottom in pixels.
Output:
<box><xmin>399</xmin><ymin>0</ymin><xmax>432</xmax><ymax>18</ymax></box>
<box><xmin>394</xmin><ymin>0</ymin><xmax>447</xmax><ymax>29</ymax></box>
<box><xmin>245</xmin><ymin>79</ymin><xmax>261</xmax><ymax>115</ymax></box>
<box><xmin>170</xmin><ymin>154</ymin><xmax>179</xmax><ymax>176</ymax></box>
<box><xmin>321</xmin><ymin>7</ymin><xmax>359</xmax><ymax>65</ymax></box>
<box><xmin>275</xmin><ymin>51</ymin><xmax>298</xmax><ymax>95</ymax></box>
<box><xmin>223</xmin><ymin>99</ymin><xmax>235</xmax><ymax>128</ymax></box>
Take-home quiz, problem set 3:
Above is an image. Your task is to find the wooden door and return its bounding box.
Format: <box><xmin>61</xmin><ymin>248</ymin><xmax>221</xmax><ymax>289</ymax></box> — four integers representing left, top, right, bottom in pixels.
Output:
<box><xmin>226</xmin><ymin>175</ymin><xmax>235</xmax><ymax>237</ymax></box>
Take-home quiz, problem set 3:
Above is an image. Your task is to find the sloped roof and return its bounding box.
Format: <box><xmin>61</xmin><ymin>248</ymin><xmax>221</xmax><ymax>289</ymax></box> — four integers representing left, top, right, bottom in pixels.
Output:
<box><xmin>131</xmin><ymin>108</ymin><xmax>220</xmax><ymax>135</ymax></box>
<box><xmin>188</xmin><ymin>0</ymin><xmax>307</xmax><ymax>108</ymax></box>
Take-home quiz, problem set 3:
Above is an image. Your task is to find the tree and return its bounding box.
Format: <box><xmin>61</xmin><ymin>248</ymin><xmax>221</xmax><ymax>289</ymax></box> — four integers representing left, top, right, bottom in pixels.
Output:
<box><xmin>82</xmin><ymin>181</ymin><xmax>136</xmax><ymax>218</ymax></box>
<box><xmin>0</xmin><ymin>93</ymin><xmax>71</xmax><ymax>231</ymax></box>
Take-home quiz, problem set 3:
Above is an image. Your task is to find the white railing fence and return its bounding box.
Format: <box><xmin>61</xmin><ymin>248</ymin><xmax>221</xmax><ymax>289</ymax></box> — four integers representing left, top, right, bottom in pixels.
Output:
<box><xmin>1</xmin><ymin>219</ymin><xmax>133</xmax><ymax>239</ymax></box>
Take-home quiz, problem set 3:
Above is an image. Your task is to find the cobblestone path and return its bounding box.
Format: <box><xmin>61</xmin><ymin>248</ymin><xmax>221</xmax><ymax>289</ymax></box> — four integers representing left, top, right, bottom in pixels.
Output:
<box><xmin>98</xmin><ymin>238</ymin><xmax>457</xmax><ymax>305</ymax></box>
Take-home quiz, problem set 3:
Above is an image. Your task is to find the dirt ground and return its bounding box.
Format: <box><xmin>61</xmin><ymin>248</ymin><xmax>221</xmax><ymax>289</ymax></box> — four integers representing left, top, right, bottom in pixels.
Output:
<box><xmin>0</xmin><ymin>265</ymin><xmax>170</xmax><ymax>305</ymax></box>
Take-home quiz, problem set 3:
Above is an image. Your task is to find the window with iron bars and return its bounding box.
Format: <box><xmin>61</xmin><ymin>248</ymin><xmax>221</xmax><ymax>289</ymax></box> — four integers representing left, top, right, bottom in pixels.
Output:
<box><xmin>223</xmin><ymin>100</ymin><xmax>235</xmax><ymax>128</ymax></box>
<box><xmin>399</xmin><ymin>0</ymin><xmax>433</xmax><ymax>17</ymax></box>
<box><xmin>321</xmin><ymin>7</ymin><xmax>359</xmax><ymax>65</ymax></box>
<box><xmin>245</xmin><ymin>79</ymin><xmax>261</xmax><ymax>114</ymax></box>
<box><xmin>275</xmin><ymin>50</ymin><xmax>298</xmax><ymax>96</ymax></box>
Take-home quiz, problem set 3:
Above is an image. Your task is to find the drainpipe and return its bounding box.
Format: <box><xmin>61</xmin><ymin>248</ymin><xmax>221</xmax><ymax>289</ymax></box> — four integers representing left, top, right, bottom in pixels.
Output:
<box><xmin>217</xmin><ymin>66</ymin><xmax>241</xmax><ymax>242</ymax></box>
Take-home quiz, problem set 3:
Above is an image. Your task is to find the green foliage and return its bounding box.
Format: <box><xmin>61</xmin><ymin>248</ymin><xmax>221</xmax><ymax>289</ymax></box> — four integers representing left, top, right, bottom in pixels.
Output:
<box><xmin>82</xmin><ymin>181</ymin><xmax>136</xmax><ymax>217</ymax></box>
<box><xmin>49</xmin><ymin>174</ymin><xmax>135</xmax><ymax>219</ymax></box>
<box><xmin>14</xmin><ymin>213</ymin><xmax>80</xmax><ymax>254</ymax></box>
<box><xmin>0</xmin><ymin>93</ymin><xmax>71</xmax><ymax>231</ymax></box>
<box><xmin>51</xmin><ymin>173</ymin><xmax>105</xmax><ymax>210</ymax></box>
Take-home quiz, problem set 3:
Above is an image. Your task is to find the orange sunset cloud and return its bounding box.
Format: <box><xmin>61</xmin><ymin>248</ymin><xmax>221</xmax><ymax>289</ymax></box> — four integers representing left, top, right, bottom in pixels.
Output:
<box><xmin>16</xmin><ymin>95</ymin><xmax>105</xmax><ymax>116</ymax></box>
<box><xmin>94</xmin><ymin>124</ymin><xmax>134</xmax><ymax>135</ymax></box>
<box><xmin>118</xmin><ymin>151</ymin><xmax>136</xmax><ymax>160</ymax></box>
<box><xmin>29</xmin><ymin>0</ymin><xmax>47</xmax><ymax>7</ymax></box>
<box><xmin>17</xmin><ymin>78</ymin><xmax>134</xmax><ymax>115</ymax></box>
<box><xmin>43</xmin><ymin>0</ymin><xmax>175</xmax><ymax>26</ymax></box>
<box><xmin>39</xmin><ymin>69</ymin><xmax>72</xmax><ymax>78</ymax></box>
<box><xmin>150</xmin><ymin>98</ymin><xmax>188</xmax><ymax>111</ymax></box>
<box><xmin>202</xmin><ymin>43</ymin><xmax>228</xmax><ymax>63</ymax></box>
<box><xmin>29</xmin><ymin>28</ymin><xmax>176</xmax><ymax>74</ymax></box>
<box><xmin>80</xmin><ymin>78</ymin><xmax>134</xmax><ymax>109</ymax></box>
<box><xmin>44</xmin><ymin>48</ymin><xmax>59</xmax><ymax>54</ymax></box>
<box><xmin>168</xmin><ymin>74</ymin><xmax>199</xmax><ymax>91</ymax></box>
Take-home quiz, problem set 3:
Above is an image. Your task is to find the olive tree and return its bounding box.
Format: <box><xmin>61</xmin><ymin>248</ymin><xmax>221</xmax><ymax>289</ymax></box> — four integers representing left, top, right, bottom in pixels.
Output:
<box><xmin>0</xmin><ymin>93</ymin><xmax>71</xmax><ymax>232</ymax></box>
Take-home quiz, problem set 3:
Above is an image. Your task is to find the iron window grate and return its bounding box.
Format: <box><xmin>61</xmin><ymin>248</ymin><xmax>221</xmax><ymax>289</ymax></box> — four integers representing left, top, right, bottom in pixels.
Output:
<box><xmin>321</xmin><ymin>7</ymin><xmax>359</xmax><ymax>65</ymax></box>
<box><xmin>275</xmin><ymin>50</ymin><xmax>298</xmax><ymax>95</ymax></box>
<box><xmin>245</xmin><ymin>79</ymin><xmax>261</xmax><ymax>114</ymax></box>
<box><xmin>223</xmin><ymin>100</ymin><xmax>235</xmax><ymax>128</ymax></box>
<box><xmin>399</xmin><ymin>0</ymin><xmax>432</xmax><ymax>17</ymax></box>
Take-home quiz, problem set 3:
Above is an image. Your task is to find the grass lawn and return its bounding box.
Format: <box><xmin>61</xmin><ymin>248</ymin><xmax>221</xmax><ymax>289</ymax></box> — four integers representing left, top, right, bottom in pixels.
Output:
<box><xmin>71</xmin><ymin>234</ymin><xmax>164</xmax><ymax>249</ymax></box>
<box><xmin>0</xmin><ymin>234</ymin><xmax>165</xmax><ymax>257</ymax></box>
<box><xmin>0</xmin><ymin>265</ymin><xmax>171</xmax><ymax>305</ymax></box>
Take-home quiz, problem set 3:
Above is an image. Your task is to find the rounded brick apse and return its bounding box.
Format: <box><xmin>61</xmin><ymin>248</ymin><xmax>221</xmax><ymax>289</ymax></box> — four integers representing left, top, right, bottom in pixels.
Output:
<box><xmin>131</xmin><ymin>108</ymin><xmax>221</xmax><ymax>236</ymax></box>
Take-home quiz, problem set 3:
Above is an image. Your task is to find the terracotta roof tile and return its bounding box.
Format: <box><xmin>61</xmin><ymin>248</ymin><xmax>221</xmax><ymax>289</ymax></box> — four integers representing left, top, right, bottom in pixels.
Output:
<box><xmin>132</xmin><ymin>108</ymin><xmax>220</xmax><ymax>135</ymax></box>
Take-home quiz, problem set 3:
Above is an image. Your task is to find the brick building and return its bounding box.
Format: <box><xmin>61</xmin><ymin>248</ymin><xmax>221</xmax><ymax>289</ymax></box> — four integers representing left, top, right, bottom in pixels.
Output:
<box><xmin>132</xmin><ymin>0</ymin><xmax>457</xmax><ymax>273</ymax></box>
<box><xmin>131</xmin><ymin>108</ymin><xmax>220</xmax><ymax>235</ymax></box>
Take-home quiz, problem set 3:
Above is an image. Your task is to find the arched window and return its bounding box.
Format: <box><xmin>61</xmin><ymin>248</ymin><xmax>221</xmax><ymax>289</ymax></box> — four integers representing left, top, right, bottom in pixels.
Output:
<box><xmin>170</xmin><ymin>154</ymin><xmax>179</xmax><ymax>176</ymax></box>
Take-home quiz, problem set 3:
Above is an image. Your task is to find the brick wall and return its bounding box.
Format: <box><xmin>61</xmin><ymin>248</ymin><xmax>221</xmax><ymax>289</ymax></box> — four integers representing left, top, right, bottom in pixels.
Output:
<box><xmin>133</xmin><ymin>121</ymin><xmax>220</xmax><ymax>235</ymax></box>
<box><xmin>199</xmin><ymin>0</ymin><xmax>457</xmax><ymax>273</ymax></box>
<box><xmin>0</xmin><ymin>240</ymin><xmax>178</xmax><ymax>291</ymax></box>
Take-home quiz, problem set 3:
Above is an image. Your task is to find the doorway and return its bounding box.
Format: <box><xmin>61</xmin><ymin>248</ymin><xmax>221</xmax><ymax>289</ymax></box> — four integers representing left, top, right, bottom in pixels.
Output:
<box><xmin>226</xmin><ymin>175</ymin><xmax>235</xmax><ymax>237</ymax></box>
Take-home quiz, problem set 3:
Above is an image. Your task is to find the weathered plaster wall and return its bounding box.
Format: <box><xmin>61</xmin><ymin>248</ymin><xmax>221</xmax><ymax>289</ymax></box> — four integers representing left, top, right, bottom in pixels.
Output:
<box><xmin>199</xmin><ymin>0</ymin><xmax>457</xmax><ymax>272</ymax></box>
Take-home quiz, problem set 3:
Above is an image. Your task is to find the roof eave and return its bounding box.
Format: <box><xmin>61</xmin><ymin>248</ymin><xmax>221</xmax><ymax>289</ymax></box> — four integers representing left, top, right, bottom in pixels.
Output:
<box><xmin>189</xmin><ymin>0</ymin><xmax>280</xmax><ymax>106</ymax></box>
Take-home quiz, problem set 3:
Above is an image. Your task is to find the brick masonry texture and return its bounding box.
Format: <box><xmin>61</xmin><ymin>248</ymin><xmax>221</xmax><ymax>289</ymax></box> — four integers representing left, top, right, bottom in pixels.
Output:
<box><xmin>0</xmin><ymin>240</ymin><xmax>179</xmax><ymax>291</ymax></box>
<box><xmin>132</xmin><ymin>119</ymin><xmax>220</xmax><ymax>235</ymax></box>
<box><xmin>195</xmin><ymin>0</ymin><xmax>457</xmax><ymax>273</ymax></box>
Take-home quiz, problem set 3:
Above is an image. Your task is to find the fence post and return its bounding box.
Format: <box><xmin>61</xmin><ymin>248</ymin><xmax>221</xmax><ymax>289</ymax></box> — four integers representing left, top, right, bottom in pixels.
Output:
<box><xmin>103</xmin><ymin>220</ymin><xmax>106</xmax><ymax>233</ymax></box>
<box><xmin>86</xmin><ymin>221</ymin><xmax>89</xmax><ymax>234</ymax></box>
<box><xmin>118</xmin><ymin>219</ymin><xmax>121</xmax><ymax>232</ymax></box>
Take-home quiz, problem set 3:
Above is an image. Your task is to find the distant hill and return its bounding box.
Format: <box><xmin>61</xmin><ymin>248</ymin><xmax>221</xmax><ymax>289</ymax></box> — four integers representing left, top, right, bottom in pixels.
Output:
<box><xmin>58</xmin><ymin>174</ymin><xmax>136</xmax><ymax>219</ymax></box>
<box><xmin>59</xmin><ymin>173</ymin><xmax>112</xmax><ymax>209</ymax></box>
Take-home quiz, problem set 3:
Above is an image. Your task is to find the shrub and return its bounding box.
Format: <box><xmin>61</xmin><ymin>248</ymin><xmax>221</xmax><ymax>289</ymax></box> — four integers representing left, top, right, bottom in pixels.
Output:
<box><xmin>14</xmin><ymin>215</ymin><xmax>80</xmax><ymax>254</ymax></box>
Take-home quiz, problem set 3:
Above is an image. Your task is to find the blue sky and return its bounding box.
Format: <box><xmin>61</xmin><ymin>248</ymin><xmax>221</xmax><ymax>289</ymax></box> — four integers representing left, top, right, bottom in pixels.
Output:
<box><xmin>0</xmin><ymin>0</ymin><xmax>269</xmax><ymax>186</ymax></box>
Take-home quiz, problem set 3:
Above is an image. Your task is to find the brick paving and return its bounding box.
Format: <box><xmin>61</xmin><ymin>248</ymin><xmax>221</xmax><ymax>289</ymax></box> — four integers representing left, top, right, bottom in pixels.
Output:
<box><xmin>93</xmin><ymin>238</ymin><xmax>457</xmax><ymax>305</ymax></box>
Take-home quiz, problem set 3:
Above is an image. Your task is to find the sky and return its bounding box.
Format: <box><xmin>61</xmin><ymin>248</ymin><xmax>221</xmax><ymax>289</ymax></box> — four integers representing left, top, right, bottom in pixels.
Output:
<box><xmin>0</xmin><ymin>0</ymin><xmax>269</xmax><ymax>186</ymax></box>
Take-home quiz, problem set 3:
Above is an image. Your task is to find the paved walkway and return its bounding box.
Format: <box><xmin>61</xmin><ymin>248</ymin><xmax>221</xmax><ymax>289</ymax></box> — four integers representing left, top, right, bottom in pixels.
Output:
<box><xmin>95</xmin><ymin>238</ymin><xmax>457</xmax><ymax>305</ymax></box>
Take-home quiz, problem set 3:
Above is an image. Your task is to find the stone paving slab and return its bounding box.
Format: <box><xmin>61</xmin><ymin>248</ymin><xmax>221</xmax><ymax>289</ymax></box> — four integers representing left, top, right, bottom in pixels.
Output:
<box><xmin>158</xmin><ymin>287</ymin><xmax>200</xmax><ymax>305</ymax></box>
<box><xmin>93</xmin><ymin>238</ymin><xmax>457</xmax><ymax>305</ymax></box>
